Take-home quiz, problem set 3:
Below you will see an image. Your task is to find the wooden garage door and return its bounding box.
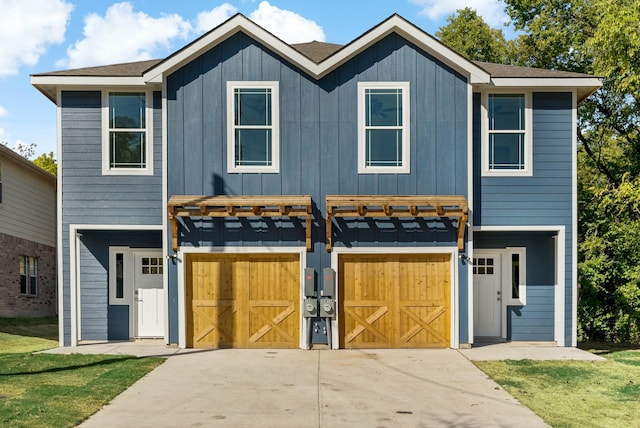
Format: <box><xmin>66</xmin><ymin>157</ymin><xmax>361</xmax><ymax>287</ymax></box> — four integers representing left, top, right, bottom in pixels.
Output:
<box><xmin>339</xmin><ymin>254</ymin><xmax>450</xmax><ymax>349</ymax></box>
<box><xmin>186</xmin><ymin>253</ymin><xmax>300</xmax><ymax>349</ymax></box>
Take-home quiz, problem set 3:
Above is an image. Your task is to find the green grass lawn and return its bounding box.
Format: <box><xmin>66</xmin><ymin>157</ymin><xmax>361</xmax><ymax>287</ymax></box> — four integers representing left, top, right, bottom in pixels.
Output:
<box><xmin>475</xmin><ymin>345</ymin><xmax>640</xmax><ymax>427</ymax></box>
<box><xmin>0</xmin><ymin>318</ymin><xmax>163</xmax><ymax>428</ymax></box>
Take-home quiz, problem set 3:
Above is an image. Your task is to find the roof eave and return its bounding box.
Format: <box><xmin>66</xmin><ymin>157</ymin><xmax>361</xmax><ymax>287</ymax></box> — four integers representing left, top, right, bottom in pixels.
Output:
<box><xmin>481</xmin><ymin>77</ymin><xmax>603</xmax><ymax>103</ymax></box>
<box><xmin>0</xmin><ymin>145</ymin><xmax>56</xmax><ymax>183</ymax></box>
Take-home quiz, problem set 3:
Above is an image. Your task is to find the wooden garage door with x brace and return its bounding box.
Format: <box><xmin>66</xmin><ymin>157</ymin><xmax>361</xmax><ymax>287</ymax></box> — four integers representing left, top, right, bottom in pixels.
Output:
<box><xmin>186</xmin><ymin>253</ymin><xmax>300</xmax><ymax>348</ymax></box>
<box><xmin>339</xmin><ymin>253</ymin><xmax>450</xmax><ymax>349</ymax></box>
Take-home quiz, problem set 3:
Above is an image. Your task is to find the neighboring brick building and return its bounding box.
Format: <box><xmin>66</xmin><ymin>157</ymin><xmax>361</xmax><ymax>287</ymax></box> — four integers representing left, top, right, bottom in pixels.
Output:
<box><xmin>0</xmin><ymin>145</ymin><xmax>56</xmax><ymax>317</ymax></box>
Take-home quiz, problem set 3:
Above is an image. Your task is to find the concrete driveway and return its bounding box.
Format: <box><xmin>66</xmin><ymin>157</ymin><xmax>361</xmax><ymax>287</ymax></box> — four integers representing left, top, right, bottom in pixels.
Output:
<box><xmin>73</xmin><ymin>347</ymin><xmax>549</xmax><ymax>428</ymax></box>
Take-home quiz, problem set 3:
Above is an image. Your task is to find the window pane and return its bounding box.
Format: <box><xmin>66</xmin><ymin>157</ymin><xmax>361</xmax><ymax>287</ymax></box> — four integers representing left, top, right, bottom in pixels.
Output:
<box><xmin>235</xmin><ymin>129</ymin><xmax>272</xmax><ymax>166</ymax></box>
<box><xmin>512</xmin><ymin>254</ymin><xmax>520</xmax><ymax>299</ymax></box>
<box><xmin>29</xmin><ymin>257</ymin><xmax>36</xmax><ymax>276</ymax></box>
<box><xmin>110</xmin><ymin>132</ymin><xmax>146</xmax><ymax>168</ymax></box>
<box><xmin>20</xmin><ymin>275</ymin><xmax>27</xmax><ymax>294</ymax></box>
<box><xmin>116</xmin><ymin>253</ymin><xmax>124</xmax><ymax>299</ymax></box>
<box><xmin>235</xmin><ymin>88</ymin><xmax>271</xmax><ymax>126</ymax></box>
<box><xmin>489</xmin><ymin>133</ymin><xmax>525</xmax><ymax>169</ymax></box>
<box><xmin>366</xmin><ymin>129</ymin><xmax>402</xmax><ymax>167</ymax></box>
<box><xmin>30</xmin><ymin>277</ymin><xmax>37</xmax><ymax>295</ymax></box>
<box><xmin>489</xmin><ymin>94</ymin><xmax>524</xmax><ymax>131</ymax></box>
<box><xmin>365</xmin><ymin>89</ymin><xmax>402</xmax><ymax>127</ymax></box>
<box><xmin>110</xmin><ymin>93</ymin><xmax>145</xmax><ymax>129</ymax></box>
<box><xmin>19</xmin><ymin>256</ymin><xmax>25</xmax><ymax>275</ymax></box>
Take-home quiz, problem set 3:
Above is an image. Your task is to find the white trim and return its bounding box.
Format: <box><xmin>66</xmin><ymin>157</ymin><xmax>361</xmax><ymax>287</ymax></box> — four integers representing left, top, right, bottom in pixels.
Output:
<box><xmin>481</xmin><ymin>91</ymin><xmax>533</xmax><ymax>176</ymax></box>
<box><xmin>142</xmin><ymin>15</ymin><xmax>490</xmax><ymax>84</ymax></box>
<box><xmin>226</xmin><ymin>81</ymin><xmax>280</xmax><ymax>173</ymax></box>
<box><xmin>56</xmin><ymin>89</ymin><xmax>64</xmax><ymax>346</ymax></box>
<box><xmin>571</xmin><ymin>89</ymin><xmax>578</xmax><ymax>347</ymax></box>
<box><xmin>68</xmin><ymin>224</ymin><xmax>164</xmax><ymax>346</ymax></box>
<box><xmin>466</xmin><ymin>82</ymin><xmax>474</xmax><ymax>345</ymax></box>
<box><xmin>488</xmin><ymin>78</ymin><xmax>602</xmax><ymax>88</ymax></box>
<box><xmin>101</xmin><ymin>90</ymin><xmax>154</xmax><ymax>176</ymax></box>
<box><xmin>503</xmin><ymin>247</ymin><xmax>527</xmax><ymax>306</ymax></box>
<box><xmin>162</xmin><ymin>79</ymin><xmax>170</xmax><ymax>344</ymax></box>
<box><xmin>330</xmin><ymin>246</ymin><xmax>459</xmax><ymax>349</ymax></box>
<box><xmin>357</xmin><ymin>82</ymin><xmax>411</xmax><ymax>174</ymax></box>
<box><xmin>473</xmin><ymin>225</ymin><xmax>566</xmax><ymax>346</ymax></box>
<box><xmin>32</xmin><ymin>76</ymin><xmax>148</xmax><ymax>86</ymax></box>
<box><xmin>108</xmin><ymin>246</ymin><xmax>132</xmax><ymax>306</ymax></box>
<box><xmin>176</xmin><ymin>246</ymin><xmax>307</xmax><ymax>349</ymax></box>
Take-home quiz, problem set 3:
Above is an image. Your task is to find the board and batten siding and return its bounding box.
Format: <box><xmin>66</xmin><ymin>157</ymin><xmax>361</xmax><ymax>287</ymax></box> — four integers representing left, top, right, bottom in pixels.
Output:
<box><xmin>0</xmin><ymin>150</ymin><xmax>55</xmax><ymax>247</ymax></box>
<box><xmin>166</xmin><ymin>31</ymin><xmax>470</xmax><ymax>344</ymax></box>
<box><xmin>473</xmin><ymin>92</ymin><xmax>574</xmax><ymax>345</ymax></box>
<box><xmin>59</xmin><ymin>91</ymin><xmax>163</xmax><ymax>345</ymax></box>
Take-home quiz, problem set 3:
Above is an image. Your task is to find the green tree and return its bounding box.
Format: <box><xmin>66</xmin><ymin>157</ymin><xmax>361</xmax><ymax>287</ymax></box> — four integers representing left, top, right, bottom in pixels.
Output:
<box><xmin>503</xmin><ymin>0</ymin><xmax>640</xmax><ymax>342</ymax></box>
<box><xmin>33</xmin><ymin>152</ymin><xmax>57</xmax><ymax>175</ymax></box>
<box><xmin>436</xmin><ymin>7</ymin><xmax>509</xmax><ymax>63</ymax></box>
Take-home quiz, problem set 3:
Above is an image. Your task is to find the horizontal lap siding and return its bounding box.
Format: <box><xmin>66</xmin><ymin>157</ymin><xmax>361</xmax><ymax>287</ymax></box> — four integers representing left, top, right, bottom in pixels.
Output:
<box><xmin>474</xmin><ymin>92</ymin><xmax>574</xmax><ymax>345</ymax></box>
<box><xmin>167</xmin><ymin>32</ymin><xmax>470</xmax><ymax>344</ymax></box>
<box><xmin>475</xmin><ymin>231</ymin><xmax>556</xmax><ymax>341</ymax></box>
<box><xmin>60</xmin><ymin>91</ymin><xmax>163</xmax><ymax>345</ymax></box>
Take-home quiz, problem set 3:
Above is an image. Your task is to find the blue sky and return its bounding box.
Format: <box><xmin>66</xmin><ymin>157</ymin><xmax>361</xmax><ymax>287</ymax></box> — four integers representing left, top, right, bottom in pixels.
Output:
<box><xmin>0</xmin><ymin>0</ymin><xmax>508</xmax><ymax>157</ymax></box>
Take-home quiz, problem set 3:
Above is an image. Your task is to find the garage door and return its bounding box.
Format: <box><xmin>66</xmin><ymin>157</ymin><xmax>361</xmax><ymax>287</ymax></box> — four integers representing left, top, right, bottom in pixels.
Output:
<box><xmin>186</xmin><ymin>253</ymin><xmax>300</xmax><ymax>349</ymax></box>
<box><xmin>339</xmin><ymin>254</ymin><xmax>450</xmax><ymax>349</ymax></box>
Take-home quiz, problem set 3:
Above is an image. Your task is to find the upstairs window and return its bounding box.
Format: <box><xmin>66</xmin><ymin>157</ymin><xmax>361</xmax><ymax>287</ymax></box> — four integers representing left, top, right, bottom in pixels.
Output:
<box><xmin>102</xmin><ymin>91</ymin><xmax>152</xmax><ymax>175</ymax></box>
<box><xmin>19</xmin><ymin>255</ymin><xmax>37</xmax><ymax>296</ymax></box>
<box><xmin>227</xmin><ymin>82</ymin><xmax>280</xmax><ymax>173</ymax></box>
<box><xmin>358</xmin><ymin>82</ymin><xmax>410</xmax><ymax>174</ymax></box>
<box><xmin>483</xmin><ymin>93</ymin><xmax>532</xmax><ymax>176</ymax></box>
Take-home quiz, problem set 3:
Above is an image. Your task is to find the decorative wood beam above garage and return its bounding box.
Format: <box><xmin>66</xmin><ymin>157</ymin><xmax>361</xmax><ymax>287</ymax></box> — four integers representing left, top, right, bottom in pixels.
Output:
<box><xmin>168</xmin><ymin>195</ymin><xmax>312</xmax><ymax>252</ymax></box>
<box><xmin>325</xmin><ymin>195</ymin><xmax>468</xmax><ymax>252</ymax></box>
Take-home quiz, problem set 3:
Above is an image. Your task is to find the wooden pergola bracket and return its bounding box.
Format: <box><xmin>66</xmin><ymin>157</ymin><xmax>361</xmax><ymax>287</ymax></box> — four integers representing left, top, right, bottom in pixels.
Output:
<box><xmin>168</xmin><ymin>195</ymin><xmax>312</xmax><ymax>252</ymax></box>
<box><xmin>325</xmin><ymin>195</ymin><xmax>469</xmax><ymax>252</ymax></box>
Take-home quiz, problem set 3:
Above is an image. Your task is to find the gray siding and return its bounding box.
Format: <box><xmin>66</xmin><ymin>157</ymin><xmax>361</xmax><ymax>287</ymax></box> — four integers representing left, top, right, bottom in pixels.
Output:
<box><xmin>475</xmin><ymin>231</ymin><xmax>556</xmax><ymax>341</ymax></box>
<box><xmin>60</xmin><ymin>91</ymin><xmax>163</xmax><ymax>345</ymax></box>
<box><xmin>166</xmin><ymin>32</ymin><xmax>470</xmax><ymax>344</ymax></box>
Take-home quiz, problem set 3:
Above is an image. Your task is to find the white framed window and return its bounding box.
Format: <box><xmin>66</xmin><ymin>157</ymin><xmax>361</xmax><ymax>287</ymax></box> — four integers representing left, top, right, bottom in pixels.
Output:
<box><xmin>481</xmin><ymin>92</ymin><xmax>532</xmax><ymax>176</ymax></box>
<box><xmin>19</xmin><ymin>255</ymin><xmax>37</xmax><ymax>296</ymax></box>
<box><xmin>503</xmin><ymin>247</ymin><xmax>526</xmax><ymax>306</ymax></box>
<box><xmin>358</xmin><ymin>82</ymin><xmax>410</xmax><ymax>174</ymax></box>
<box><xmin>102</xmin><ymin>91</ymin><xmax>153</xmax><ymax>175</ymax></box>
<box><xmin>109</xmin><ymin>246</ymin><xmax>133</xmax><ymax>305</ymax></box>
<box><xmin>227</xmin><ymin>81</ymin><xmax>280</xmax><ymax>173</ymax></box>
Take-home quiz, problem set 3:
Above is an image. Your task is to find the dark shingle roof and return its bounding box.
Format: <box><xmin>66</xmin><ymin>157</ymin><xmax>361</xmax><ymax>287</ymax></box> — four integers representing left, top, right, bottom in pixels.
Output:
<box><xmin>290</xmin><ymin>41</ymin><xmax>344</xmax><ymax>63</ymax></box>
<box><xmin>31</xmin><ymin>42</ymin><xmax>596</xmax><ymax>81</ymax></box>
<box><xmin>473</xmin><ymin>61</ymin><xmax>594</xmax><ymax>79</ymax></box>
<box><xmin>32</xmin><ymin>59</ymin><xmax>162</xmax><ymax>77</ymax></box>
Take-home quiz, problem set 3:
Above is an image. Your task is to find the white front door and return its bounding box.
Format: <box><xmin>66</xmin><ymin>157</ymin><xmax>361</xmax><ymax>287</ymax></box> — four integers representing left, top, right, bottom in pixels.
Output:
<box><xmin>134</xmin><ymin>252</ymin><xmax>164</xmax><ymax>338</ymax></box>
<box><xmin>473</xmin><ymin>253</ymin><xmax>501</xmax><ymax>337</ymax></box>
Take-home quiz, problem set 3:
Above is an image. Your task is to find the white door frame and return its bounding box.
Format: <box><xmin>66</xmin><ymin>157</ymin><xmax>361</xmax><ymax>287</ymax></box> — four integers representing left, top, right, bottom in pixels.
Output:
<box><xmin>330</xmin><ymin>246</ymin><xmax>459</xmax><ymax>350</ymax></box>
<box><xmin>176</xmin><ymin>246</ymin><xmax>307</xmax><ymax>349</ymax></box>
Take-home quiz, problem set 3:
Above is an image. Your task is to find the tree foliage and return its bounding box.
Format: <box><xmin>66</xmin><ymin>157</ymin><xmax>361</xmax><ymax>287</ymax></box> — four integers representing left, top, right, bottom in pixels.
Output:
<box><xmin>439</xmin><ymin>1</ymin><xmax>640</xmax><ymax>342</ymax></box>
<box><xmin>436</xmin><ymin>8</ymin><xmax>509</xmax><ymax>63</ymax></box>
<box><xmin>33</xmin><ymin>152</ymin><xmax>57</xmax><ymax>176</ymax></box>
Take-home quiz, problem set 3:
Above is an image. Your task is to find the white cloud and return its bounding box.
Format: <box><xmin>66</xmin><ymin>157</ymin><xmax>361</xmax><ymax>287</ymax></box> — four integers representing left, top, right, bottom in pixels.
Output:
<box><xmin>58</xmin><ymin>2</ymin><xmax>192</xmax><ymax>69</ymax></box>
<box><xmin>410</xmin><ymin>0</ymin><xmax>508</xmax><ymax>28</ymax></box>
<box><xmin>0</xmin><ymin>0</ymin><xmax>72</xmax><ymax>76</ymax></box>
<box><xmin>0</xmin><ymin>106</ymin><xmax>8</xmax><ymax>117</ymax></box>
<box><xmin>249</xmin><ymin>1</ymin><xmax>325</xmax><ymax>43</ymax></box>
<box><xmin>196</xmin><ymin>3</ymin><xmax>238</xmax><ymax>34</ymax></box>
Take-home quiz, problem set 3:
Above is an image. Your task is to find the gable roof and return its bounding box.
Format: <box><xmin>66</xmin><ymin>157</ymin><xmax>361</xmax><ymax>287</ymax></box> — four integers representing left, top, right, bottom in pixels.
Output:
<box><xmin>31</xmin><ymin>13</ymin><xmax>601</xmax><ymax>103</ymax></box>
<box><xmin>0</xmin><ymin>145</ymin><xmax>56</xmax><ymax>183</ymax></box>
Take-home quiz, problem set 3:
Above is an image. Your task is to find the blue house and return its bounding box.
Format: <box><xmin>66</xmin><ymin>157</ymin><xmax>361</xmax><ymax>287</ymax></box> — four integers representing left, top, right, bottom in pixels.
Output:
<box><xmin>31</xmin><ymin>14</ymin><xmax>600</xmax><ymax>349</ymax></box>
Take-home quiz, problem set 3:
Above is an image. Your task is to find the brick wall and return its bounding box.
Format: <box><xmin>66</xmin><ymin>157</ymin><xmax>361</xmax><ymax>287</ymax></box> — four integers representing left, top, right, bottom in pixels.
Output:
<box><xmin>0</xmin><ymin>232</ymin><xmax>56</xmax><ymax>317</ymax></box>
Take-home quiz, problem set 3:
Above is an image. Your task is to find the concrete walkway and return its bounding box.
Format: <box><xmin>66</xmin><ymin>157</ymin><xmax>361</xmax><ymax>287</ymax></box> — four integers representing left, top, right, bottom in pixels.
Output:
<box><xmin>44</xmin><ymin>342</ymin><xmax>563</xmax><ymax>428</ymax></box>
